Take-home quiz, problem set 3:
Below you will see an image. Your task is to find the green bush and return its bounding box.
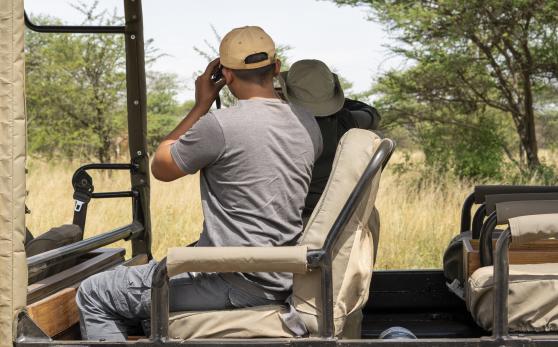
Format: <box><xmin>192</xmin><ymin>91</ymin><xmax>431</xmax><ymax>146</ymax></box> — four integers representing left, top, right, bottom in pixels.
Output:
<box><xmin>147</xmin><ymin>114</ymin><xmax>180</xmax><ymax>154</ymax></box>
<box><xmin>418</xmin><ymin>117</ymin><xmax>505</xmax><ymax>180</ymax></box>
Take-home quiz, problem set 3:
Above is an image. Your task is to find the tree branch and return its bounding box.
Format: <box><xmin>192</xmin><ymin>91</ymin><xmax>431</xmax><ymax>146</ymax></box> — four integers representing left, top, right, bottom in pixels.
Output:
<box><xmin>468</xmin><ymin>33</ymin><xmax>520</xmax><ymax>114</ymax></box>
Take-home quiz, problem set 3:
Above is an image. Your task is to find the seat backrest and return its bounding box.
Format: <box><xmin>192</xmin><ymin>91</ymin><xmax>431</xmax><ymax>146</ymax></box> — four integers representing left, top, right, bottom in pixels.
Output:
<box><xmin>293</xmin><ymin>129</ymin><xmax>385</xmax><ymax>336</ymax></box>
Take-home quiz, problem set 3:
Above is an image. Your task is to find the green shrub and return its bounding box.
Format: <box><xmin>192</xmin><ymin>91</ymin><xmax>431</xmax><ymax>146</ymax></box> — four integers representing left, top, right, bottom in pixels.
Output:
<box><xmin>418</xmin><ymin>117</ymin><xmax>505</xmax><ymax>180</ymax></box>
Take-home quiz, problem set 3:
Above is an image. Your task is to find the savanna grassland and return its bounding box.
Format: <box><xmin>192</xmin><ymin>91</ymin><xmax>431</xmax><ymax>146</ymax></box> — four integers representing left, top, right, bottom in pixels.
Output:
<box><xmin>23</xmin><ymin>0</ymin><xmax>558</xmax><ymax>271</ymax></box>
<box><xmin>26</xmin><ymin>152</ymin><xmax>479</xmax><ymax>270</ymax></box>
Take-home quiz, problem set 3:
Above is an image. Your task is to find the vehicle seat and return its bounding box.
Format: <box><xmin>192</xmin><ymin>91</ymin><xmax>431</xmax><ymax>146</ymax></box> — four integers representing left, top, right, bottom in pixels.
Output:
<box><xmin>466</xmin><ymin>213</ymin><xmax>558</xmax><ymax>332</ymax></box>
<box><xmin>168</xmin><ymin>129</ymin><xmax>385</xmax><ymax>339</ymax></box>
<box><xmin>467</xmin><ymin>263</ymin><xmax>558</xmax><ymax>332</ymax></box>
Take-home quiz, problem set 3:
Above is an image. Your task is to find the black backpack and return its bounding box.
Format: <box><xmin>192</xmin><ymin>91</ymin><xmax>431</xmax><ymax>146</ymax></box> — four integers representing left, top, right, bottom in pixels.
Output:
<box><xmin>343</xmin><ymin>99</ymin><xmax>381</xmax><ymax>131</ymax></box>
<box><xmin>303</xmin><ymin>99</ymin><xmax>381</xmax><ymax>218</ymax></box>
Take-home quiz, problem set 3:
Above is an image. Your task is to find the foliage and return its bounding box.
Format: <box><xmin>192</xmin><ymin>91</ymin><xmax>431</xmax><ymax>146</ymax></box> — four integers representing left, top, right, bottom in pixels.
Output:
<box><xmin>332</xmin><ymin>0</ymin><xmax>558</xmax><ymax>177</ymax></box>
<box><xmin>26</xmin><ymin>2</ymin><xmax>189</xmax><ymax>161</ymax></box>
<box><xmin>27</xmin><ymin>151</ymin><xmax>493</xmax><ymax>268</ymax></box>
<box><xmin>26</xmin><ymin>3</ymin><xmax>126</xmax><ymax>163</ymax></box>
<box><xmin>373</xmin><ymin>62</ymin><xmax>513</xmax><ymax>179</ymax></box>
<box><xmin>146</xmin><ymin>72</ymin><xmax>191</xmax><ymax>153</ymax></box>
<box><xmin>420</xmin><ymin>116</ymin><xmax>505</xmax><ymax>180</ymax></box>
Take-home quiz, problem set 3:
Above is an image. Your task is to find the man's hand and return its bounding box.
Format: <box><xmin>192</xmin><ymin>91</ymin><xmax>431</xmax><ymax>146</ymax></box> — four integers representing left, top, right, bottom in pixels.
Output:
<box><xmin>194</xmin><ymin>58</ymin><xmax>226</xmax><ymax>113</ymax></box>
<box><xmin>151</xmin><ymin>58</ymin><xmax>226</xmax><ymax>182</ymax></box>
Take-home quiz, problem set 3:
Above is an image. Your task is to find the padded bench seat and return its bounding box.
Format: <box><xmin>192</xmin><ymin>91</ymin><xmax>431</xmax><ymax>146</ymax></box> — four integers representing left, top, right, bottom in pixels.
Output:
<box><xmin>467</xmin><ymin>263</ymin><xmax>558</xmax><ymax>332</ymax></box>
<box><xmin>169</xmin><ymin>305</ymin><xmax>293</xmax><ymax>339</ymax></box>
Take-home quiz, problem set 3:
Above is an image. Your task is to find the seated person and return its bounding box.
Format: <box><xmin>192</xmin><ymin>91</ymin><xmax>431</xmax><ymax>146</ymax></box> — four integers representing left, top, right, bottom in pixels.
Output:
<box><xmin>76</xmin><ymin>26</ymin><xmax>322</xmax><ymax>341</ymax></box>
<box><xmin>278</xmin><ymin>59</ymin><xmax>381</xmax><ymax>219</ymax></box>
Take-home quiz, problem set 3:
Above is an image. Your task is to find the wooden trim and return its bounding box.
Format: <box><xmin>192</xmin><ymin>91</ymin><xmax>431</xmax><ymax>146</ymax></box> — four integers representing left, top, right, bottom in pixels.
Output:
<box><xmin>27</xmin><ymin>287</ymin><xmax>79</xmax><ymax>337</ymax></box>
<box><xmin>469</xmin><ymin>239</ymin><xmax>558</xmax><ymax>250</ymax></box>
<box><xmin>463</xmin><ymin>239</ymin><xmax>558</xmax><ymax>279</ymax></box>
<box><xmin>25</xmin><ymin>251</ymin><xmax>148</xmax><ymax>339</ymax></box>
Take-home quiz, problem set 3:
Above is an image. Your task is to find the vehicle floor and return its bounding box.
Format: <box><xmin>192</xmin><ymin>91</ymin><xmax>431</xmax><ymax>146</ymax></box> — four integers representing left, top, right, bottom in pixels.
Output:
<box><xmin>364</xmin><ymin>269</ymin><xmax>487</xmax><ymax>338</ymax></box>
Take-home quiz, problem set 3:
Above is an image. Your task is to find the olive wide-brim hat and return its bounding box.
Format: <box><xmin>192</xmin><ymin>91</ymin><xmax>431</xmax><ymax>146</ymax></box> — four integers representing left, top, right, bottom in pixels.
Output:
<box><xmin>279</xmin><ymin>59</ymin><xmax>345</xmax><ymax>117</ymax></box>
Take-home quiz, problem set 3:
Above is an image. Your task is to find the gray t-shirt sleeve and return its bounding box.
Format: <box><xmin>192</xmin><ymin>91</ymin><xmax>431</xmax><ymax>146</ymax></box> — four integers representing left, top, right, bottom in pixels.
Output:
<box><xmin>170</xmin><ymin>112</ymin><xmax>225</xmax><ymax>174</ymax></box>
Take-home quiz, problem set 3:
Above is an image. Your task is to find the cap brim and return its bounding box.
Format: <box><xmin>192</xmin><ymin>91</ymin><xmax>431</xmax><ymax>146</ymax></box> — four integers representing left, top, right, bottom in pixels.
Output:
<box><xmin>280</xmin><ymin>72</ymin><xmax>345</xmax><ymax>117</ymax></box>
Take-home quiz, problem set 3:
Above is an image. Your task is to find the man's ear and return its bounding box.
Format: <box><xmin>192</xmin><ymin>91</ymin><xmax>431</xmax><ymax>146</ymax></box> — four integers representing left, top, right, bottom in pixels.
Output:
<box><xmin>222</xmin><ymin>67</ymin><xmax>234</xmax><ymax>85</ymax></box>
<box><xmin>273</xmin><ymin>59</ymin><xmax>281</xmax><ymax>76</ymax></box>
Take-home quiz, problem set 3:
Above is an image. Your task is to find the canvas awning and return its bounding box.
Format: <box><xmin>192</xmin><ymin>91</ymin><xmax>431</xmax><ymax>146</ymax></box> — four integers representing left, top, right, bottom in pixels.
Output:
<box><xmin>0</xmin><ymin>0</ymin><xmax>27</xmax><ymax>345</ymax></box>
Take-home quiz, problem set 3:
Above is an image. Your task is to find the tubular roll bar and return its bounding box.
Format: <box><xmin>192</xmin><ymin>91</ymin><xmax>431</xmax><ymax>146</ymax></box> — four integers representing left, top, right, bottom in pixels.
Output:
<box><xmin>474</xmin><ymin>185</ymin><xmax>558</xmax><ymax>204</ymax></box>
<box><xmin>92</xmin><ymin>191</ymin><xmax>137</xmax><ymax>199</ymax></box>
<box><xmin>471</xmin><ymin>204</ymin><xmax>487</xmax><ymax>239</ymax></box>
<box><xmin>460</xmin><ymin>192</ymin><xmax>475</xmax><ymax>233</ymax></box>
<box><xmin>69</xmin><ymin>162</ymin><xmax>141</xmax><ymax>236</ymax></box>
<box><xmin>24</xmin><ymin>12</ymin><xmax>125</xmax><ymax>34</ymax></box>
<box><xmin>479</xmin><ymin>212</ymin><xmax>498</xmax><ymax>266</ymax></box>
<box><xmin>479</xmin><ymin>200</ymin><xmax>558</xmax><ymax>266</ymax></box>
<box><xmin>123</xmin><ymin>0</ymin><xmax>152</xmax><ymax>258</ymax></box>
<box><xmin>72</xmin><ymin>162</ymin><xmax>140</xmax><ymax>199</ymax></box>
<box><xmin>492</xmin><ymin>229</ymin><xmax>512</xmax><ymax>341</ymax></box>
<box><xmin>27</xmin><ymin>222</ymin><xmax>144</xmax><ymax>278</ymax></box>
<box><xmin>150</xmin><ymin>139</ymin><xmax>396</xmax><ymax>342</ymax></box>
<box><xmin>461</xmin><ymin>186</ymin><xmax>558</xmax><ymax>237</ymax></box>
<box><xmin>72</xmin><ymin>162</ymin><xmax>137</xmax><ymax>174</ymax></box>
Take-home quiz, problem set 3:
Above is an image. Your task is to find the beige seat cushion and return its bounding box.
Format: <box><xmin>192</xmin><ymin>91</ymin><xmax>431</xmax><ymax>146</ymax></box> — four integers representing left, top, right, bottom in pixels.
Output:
<box><xmin>467</xmin><ymin>263</ymin><xmax>558</xmax><ymax>332</ymax></box>
<box><xmin>293</xmin><ymin>129</ymin><xmax>382</xmax><ymax>336</ymax></box>
<box><xmin>168</xmin><ymin>305</ymin><xmax>294</xmax><ymax>339</ymax></box>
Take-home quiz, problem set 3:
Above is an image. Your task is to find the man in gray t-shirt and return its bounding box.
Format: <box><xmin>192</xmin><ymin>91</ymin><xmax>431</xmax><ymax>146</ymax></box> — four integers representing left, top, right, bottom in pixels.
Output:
<box><xmin>170</xmin><ymin>98</ymin><xmax>321</xmax><ymax>298</ymax></box>
<box><xmin>76</xmin><ymin>26</ymin><xmax>321</xmax><ymax>341</ymax></box>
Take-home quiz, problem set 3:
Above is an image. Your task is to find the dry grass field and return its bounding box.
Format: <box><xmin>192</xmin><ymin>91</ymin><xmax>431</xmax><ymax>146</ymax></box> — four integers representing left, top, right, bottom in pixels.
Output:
<box><xmin>26</xmin><ymin>153</ymin><xmax>476</xmax><ymax>270</ymax></box>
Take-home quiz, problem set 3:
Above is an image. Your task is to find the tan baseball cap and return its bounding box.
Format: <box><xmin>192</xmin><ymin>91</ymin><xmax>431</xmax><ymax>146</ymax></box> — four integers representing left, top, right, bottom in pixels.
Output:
<box><xmin>219</xmin><ymin>26</ymin><xmax>276</xmax><ymax>70</ymax></box>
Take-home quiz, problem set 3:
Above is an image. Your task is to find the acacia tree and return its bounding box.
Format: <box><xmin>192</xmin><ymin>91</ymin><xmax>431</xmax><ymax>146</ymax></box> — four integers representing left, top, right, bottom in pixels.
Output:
<box><xmin>146</xmin><ymin>72</ymin><xmax>194</xmax><ymax>154</ymax></box>
<box><xmin>333</xmin><ymin>0</ymin><xmax>558</xmax><ymax>172</ymax></box>
<box><xmin>26</xmin><ymin>3</ymin><xmax>126</xmax><ymax>163</ymax></box>
<box><xmin>26</xmin><ymin>1</ymin><xmax>171</xmax><ymax>162</ymax></box>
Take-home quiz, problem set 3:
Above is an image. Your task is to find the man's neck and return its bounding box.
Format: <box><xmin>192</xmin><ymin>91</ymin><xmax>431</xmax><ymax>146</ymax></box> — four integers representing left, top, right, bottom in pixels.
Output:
<box><xmin>233</xmin><ymin>82</ymin><xmax>279</xmax><ymax>100</ymax></box>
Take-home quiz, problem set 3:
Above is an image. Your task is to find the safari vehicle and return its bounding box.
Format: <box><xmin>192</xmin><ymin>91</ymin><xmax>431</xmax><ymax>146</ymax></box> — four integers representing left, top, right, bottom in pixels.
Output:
<box><xmin>3</xmin><ymin>0</ymin><xmax>558</xmax><ymax>346</ymax></box>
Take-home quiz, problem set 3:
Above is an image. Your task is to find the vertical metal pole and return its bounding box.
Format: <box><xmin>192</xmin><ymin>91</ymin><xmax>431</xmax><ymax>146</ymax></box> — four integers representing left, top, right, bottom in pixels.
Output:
<box><xmin>123</xmin><ymin>0</ymin><xmax>151</xmax><ymax>258</ymax></box>
<box><xmin>151</xmin><ymin>260</ymin><xmax>169</xmax><ymax>342</ymax></box>
<box><xmin>320</xmin><ymin>256</ymin><xmax>335</xmax><ymax>338</ymax></box>
<box><xmin>471</xmin><ymin>204</ymin><xmax>487</xmax><ymax>239</ymax></box>
<box><xmin>460</xmin><ymin>192</ymin><xmax>475</xmax><ymax>233</ymax></box>
<box><xmin>493</xmin><ymin>230</ymin><xmax>511</xmax><ymax>341</ymax></box>
<box><xmin>479</xmin><ymin>213</ymin><xmax>498</xmax><ymax>266</ymax></box>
